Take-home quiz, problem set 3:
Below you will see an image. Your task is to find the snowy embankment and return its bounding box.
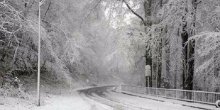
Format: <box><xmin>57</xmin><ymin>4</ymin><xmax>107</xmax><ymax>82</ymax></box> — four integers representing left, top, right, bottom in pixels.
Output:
<box><xmin>0</xmin><ymin>87</ymin><xmax>112</xmax><ymax>110</ymax></box>
<box><xmin>1</xmin><ymin>85</ymin><xmax>218</xmax><ymax>110</ymax></box>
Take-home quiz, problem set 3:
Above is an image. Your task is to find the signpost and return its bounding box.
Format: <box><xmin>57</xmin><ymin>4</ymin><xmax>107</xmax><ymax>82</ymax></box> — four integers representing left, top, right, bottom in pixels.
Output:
<box><xmin>145</xmin><ymin>65</ymin><xmax>151</xmax><ymax>87</ymax></box>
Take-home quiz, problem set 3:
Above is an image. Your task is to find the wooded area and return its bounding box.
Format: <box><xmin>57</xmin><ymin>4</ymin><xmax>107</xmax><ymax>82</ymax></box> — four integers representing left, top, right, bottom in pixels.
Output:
<box><xmin>0</xmin><ymin>0</ymin><xmax>219</xmax><ymax>99</ymax></box>
<box><xmin>143</xmin><ymin>0</ymin><xmax>220</xmax><ymax>92</ymax></box>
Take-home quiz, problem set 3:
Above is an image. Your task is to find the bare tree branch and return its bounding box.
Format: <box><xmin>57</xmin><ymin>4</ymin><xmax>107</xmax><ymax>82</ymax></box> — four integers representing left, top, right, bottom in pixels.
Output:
<box><xmin>122</xmin><ymin>0</ymin><xmax>146</xmax><ymax>26</ymax></box>
<box><xmin>44</xmin><ymin>0</ymin><xmax>51</xmax><ymax>19</ymax></box>
<box><xmin>80</xmin><ymin>0</ymin><xmax>102</xmax><ymax>26</ymax></box>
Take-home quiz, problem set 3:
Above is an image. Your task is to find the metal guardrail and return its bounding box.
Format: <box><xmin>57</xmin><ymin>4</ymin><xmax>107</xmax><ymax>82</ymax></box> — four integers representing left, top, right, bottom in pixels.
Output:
<box><xmin>121</xmin><ymin>85</ymin><xmax>220</xmax><ymax>105</ymax></box>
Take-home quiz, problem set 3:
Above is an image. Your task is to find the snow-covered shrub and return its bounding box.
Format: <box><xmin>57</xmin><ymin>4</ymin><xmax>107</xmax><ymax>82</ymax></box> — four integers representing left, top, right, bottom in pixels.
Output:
<box><xmin>0</xmin><ymin>72</ymin><xmax>28</xmax><ymax>98</ymax></box>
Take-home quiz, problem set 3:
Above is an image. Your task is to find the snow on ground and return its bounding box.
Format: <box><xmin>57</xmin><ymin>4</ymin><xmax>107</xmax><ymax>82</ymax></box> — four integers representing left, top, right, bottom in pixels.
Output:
<box><xmin>0</xmin><ymin>89</ymin><xmax>112</xmax><ymax>110</ymax></box>
<box><xmin>1</xmin><ymin>85</ymin><xmax>220</xmax><ymax>110</ymax></box>
<box><xmin>104</xmin><ymin>91</ymin><xmax>199</xmax><ymax>110</ymax></box>
<box><xmin>120</xmin><ymin>91</ymin><xmax>220</xmax><ymax>110</ymax></box>
<box><xmin>80</xmin><ymin>86</ymin><xmax>220</xmax><ymax>110</ymax></box>
<box><xmin>36</xmin><ymin>91</ymin><xmax>112</xmax><ymax>110</ymax></box>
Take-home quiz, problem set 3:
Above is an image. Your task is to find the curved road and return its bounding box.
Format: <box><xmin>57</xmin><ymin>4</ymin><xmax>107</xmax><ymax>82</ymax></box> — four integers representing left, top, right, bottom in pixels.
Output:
<box><xmin>78</xmin><ymin>86</ymin><xmax>215</xmax><ymax>110</ymax></box>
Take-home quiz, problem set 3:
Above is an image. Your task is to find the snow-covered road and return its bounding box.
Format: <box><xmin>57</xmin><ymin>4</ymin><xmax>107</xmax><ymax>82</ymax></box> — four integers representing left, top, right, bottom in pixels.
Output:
<box><xmin>79</xmin><ymin>86</ymin><xmax>218</xmax><ymax>110</ymax></box>
<box><xmin>0</xmin><ymin>86</ymin><xmax>218</xmax><ymax>110</ymax></box>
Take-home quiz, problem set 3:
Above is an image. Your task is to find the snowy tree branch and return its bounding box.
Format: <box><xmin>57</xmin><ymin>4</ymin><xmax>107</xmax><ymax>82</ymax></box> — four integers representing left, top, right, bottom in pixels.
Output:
<box><xmin>44</xmin><ymin>1</ymin><xmax>51</xmax><ymax>19</ymax></box>
<box><xmin>122</xmin><ymin>0</ymin><xmax>146</xmax><ymax>26</ymax></box>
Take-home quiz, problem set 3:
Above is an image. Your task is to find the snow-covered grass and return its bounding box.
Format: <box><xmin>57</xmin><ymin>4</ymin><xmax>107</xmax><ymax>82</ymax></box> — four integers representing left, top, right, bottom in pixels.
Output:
<box><xmin>0</xmin><ymin>86</ymin><xmax>112</xmax><ymax>110</ymax></box>
<box><xmin>2</xmin><ymin>85</ymin><xmax>220</xmax><ymax>110</ymax></box>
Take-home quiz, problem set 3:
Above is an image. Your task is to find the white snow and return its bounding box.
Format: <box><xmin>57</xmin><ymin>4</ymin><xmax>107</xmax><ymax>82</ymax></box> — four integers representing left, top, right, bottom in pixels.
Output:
<box><xmin>0</xmin><ymin>90</ymin><xmax>112</xmax><ymax>110</ymax></box>
<box><xmin>1</xmin><ymin>86</ymin><xmax>219</xmax><ymax>110</ymax></box>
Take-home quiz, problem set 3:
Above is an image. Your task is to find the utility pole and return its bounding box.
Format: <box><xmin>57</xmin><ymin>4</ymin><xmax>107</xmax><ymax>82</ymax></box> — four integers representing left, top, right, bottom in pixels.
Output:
<box><xmin>37</xmin><ymin>0</ymin><xmax>46</xmax><ymax>106</ymax></box>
